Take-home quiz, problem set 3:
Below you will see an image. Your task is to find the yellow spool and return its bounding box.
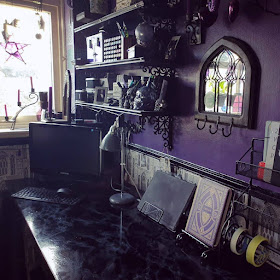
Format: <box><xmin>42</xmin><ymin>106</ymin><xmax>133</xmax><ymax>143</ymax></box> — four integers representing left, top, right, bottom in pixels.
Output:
<box><xmin>230</xmin><ymin>227</ymin><xmax>248</xmax><ymax>255</ymax></box>
<box><xmin>246</xmin><ymin>235</ymin><xmax>269</xmax><ymax>267</ymax></box>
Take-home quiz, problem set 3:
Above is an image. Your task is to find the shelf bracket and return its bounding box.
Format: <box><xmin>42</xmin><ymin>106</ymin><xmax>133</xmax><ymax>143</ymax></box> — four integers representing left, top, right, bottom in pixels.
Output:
<box><xmin>125</xmin><ymin>117</ymin><xmax>146</xmax><ymax>134</ymax></box>
<box><xmin>125</xmin><ymin>115</ymin><xmax>172</xmax><ymax>150</ymax></box>
<box><xmin>147</xmin><ymin>115</ymin><xmax>173</xmax><ymax>150</ymax></box>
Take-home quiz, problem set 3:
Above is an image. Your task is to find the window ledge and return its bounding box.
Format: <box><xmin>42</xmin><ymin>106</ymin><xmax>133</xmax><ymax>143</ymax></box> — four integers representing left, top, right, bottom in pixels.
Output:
<box><xmin>0</xmin><ymin>128</ymin><xmax>29</xmax><ymax>139</ymax></box>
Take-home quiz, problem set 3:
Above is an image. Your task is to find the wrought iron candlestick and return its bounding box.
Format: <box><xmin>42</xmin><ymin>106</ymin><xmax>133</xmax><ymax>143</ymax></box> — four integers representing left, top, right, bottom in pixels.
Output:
<box><xmin>5</xmin><ymin>89</ymin><xmax>39</xmax><ymax>130</ymax></box>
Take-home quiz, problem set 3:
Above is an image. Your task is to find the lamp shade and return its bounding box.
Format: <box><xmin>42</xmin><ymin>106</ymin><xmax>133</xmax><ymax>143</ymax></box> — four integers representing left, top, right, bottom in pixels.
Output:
<box><xmin>99</xmin><ymin>124</ymin><xmax>120</xmax><ymax>152</ymax></box>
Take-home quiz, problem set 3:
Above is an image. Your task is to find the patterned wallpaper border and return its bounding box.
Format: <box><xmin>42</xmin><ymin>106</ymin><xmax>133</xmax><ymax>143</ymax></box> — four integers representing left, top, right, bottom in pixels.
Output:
<box><xmin>127</xmin><ymin>143</ymin><xmax>280</xmax><ymax>206</ymax></box>
<box><xmin>0</xmin><ymin>144</ymin><xmax>30</xmax><ymax>187</ymax></box>
<box><xmin>125</xmin><ymin>144</ymin><xmax>280</xmax><ymax>270</ymax></box>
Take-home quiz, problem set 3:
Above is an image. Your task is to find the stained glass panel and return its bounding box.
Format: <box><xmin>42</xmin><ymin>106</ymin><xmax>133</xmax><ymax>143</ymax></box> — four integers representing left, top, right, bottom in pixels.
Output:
<box><xmin>203</xmin><ymin>49</ymin><xmax>245</xmax><ymax>116</ymax></box>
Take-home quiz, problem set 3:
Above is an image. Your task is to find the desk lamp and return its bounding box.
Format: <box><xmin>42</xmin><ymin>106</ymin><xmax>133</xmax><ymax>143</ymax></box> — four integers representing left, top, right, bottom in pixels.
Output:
<box><xmin>100</xmin><ymin>118</ymin><xmax>135</xmax><ymax>205</ymax></box>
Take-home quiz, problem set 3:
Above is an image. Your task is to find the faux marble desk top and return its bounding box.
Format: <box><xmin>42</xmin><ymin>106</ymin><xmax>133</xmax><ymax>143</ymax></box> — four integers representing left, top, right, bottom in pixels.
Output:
<box><xmin>13</xmin><ymin>180</ymin><xmax>278</xmax><ymax>280</ymax></box>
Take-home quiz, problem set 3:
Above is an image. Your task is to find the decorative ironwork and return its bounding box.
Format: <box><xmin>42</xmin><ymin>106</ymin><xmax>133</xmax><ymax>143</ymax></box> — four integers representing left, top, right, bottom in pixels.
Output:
<box><xmin>185</xmin><ymin>15</ymin><xmax>201</xmax><ymax>45</ymax></box>
<box><xmin>125</xmin><ymin>115</ymin><xmax>172</xmax><ymax>150</ymax></box>
<box><xmin>142</xmin><ymin>65</ymin><xmax>175</xmax><ymax>77</ymax></box>
<box><xmin>148</xmin><ymin>115</ymin><xmax>172</xmax><ymax>150</ymax></box>
<box><xmin>140</xmin><ymin>0</ymin><xmax>177</xmax><ymax>33</ymax></box>
<box><xmin>140</xmin><ymin>15</ymin><xmax>176</xmax><ymax>33</ymax></box>
<box><xmin>125</xmin><ymin>117</ymin><xmax>146</xmax><ymax>134</ymax></box>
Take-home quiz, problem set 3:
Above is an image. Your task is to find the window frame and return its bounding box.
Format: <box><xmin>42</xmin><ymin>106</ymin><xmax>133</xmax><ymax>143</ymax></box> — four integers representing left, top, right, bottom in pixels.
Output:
<box><xmin>195</xmin><ymin>37</ymin><xmax>260</xmax><ymax>128</ymax></box>
<box><xmin>0</xmin><ymin>0</ymin><xmax>66</xmax><ymax>129</ymax></box>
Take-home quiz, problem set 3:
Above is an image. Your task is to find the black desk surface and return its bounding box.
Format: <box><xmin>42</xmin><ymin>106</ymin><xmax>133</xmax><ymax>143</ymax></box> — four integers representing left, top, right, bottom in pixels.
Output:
<box><xmin>11</xmin><ymin>179</ymin><xmax>279</xmax><ymax>280</ymax></box>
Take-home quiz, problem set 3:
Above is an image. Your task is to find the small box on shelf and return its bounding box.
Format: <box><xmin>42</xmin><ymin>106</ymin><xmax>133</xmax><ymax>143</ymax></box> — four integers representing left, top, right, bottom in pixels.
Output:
<box><xmin>75</xmin><ymin>90</ymin><xmax>87</xmax><ymax>102</ymax></box>
<box><xmin>127</xmin><ymin>44</ymin><xmax>144</xmax><ymax>59</ymax></box>
<box><xmin>86</xmin><ymin>33</ymin><xmax>104</xmax><ymax>63</ymax></box>
<box><xmin>89</xmin><ymin>0</ymin><xmax>109</xmax><ymax>16</ymax></box>
<box><xmin>86</xmin><ymin>89</ymin><xmax>95</xmax><ymax>103</ymax></box>
<box><xmin>116</xmin><ymin>0</ymin><xmax>132</xmax><ymax>11</ymax></box>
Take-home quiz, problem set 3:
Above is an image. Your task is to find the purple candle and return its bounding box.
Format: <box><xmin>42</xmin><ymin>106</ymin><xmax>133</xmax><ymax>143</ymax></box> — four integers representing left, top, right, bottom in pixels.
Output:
<box><xmin>48</xmin><ymin>86</ymin><xmax>52</xmax><ymax>119</ymax></box>
<box><xmin>30</xmin><ymin>77</ymin><xmax>34</xmax><ymax>91</ymax></box>
<box><xmin>4</xmin><ymin>104</ymin><xmax>8</xmax><ymax>117</ymax></box>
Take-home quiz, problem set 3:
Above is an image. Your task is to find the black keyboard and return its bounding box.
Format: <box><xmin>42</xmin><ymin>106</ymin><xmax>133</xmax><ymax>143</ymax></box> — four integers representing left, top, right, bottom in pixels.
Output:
<box><xmin>12</xmin><ymin>187</ymin><xmax>80</xmax><ymax>206</ymax></box>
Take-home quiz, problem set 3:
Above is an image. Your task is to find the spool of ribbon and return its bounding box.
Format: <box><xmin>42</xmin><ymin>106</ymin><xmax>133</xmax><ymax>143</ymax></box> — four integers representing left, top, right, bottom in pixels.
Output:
<box><xmin>230</xmin><ymin>227</ymin><xmax>249</xmax><ymax>255</ymax></box>
<box><xmin>246</xmin><ymin>235</ymin><xmax>269</xmax><ymax>267</ymax></box>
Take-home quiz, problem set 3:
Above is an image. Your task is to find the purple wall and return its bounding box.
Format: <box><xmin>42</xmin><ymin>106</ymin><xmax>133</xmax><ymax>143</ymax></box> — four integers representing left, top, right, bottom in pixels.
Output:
<box><xmin>132</xmin><ymin>1</ymin><xmax>280</xmax><ymax>192</ymax></box>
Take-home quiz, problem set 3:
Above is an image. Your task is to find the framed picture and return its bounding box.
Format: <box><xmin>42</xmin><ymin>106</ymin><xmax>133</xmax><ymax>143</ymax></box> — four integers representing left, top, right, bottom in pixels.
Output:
<box><xmin>94</xmin><ymin>87</ymin><xmax>108</xmax><ymax>104</ymax></box>
<box><xmin>165</xmin><ymin>36</ymin><xmax>181</xmax><ymax>61</ymax></box>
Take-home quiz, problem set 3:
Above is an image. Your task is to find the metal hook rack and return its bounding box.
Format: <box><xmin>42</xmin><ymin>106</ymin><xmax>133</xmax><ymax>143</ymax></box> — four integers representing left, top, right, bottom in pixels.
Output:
<box><xmin>197</xmin><ymin>115</ymin><xmax>207</xmax><ymax>130</ymax></box>
<box><xmin>222</xmin><ymin>118</ymin><xmax>233</xmax><ymax>137</ymax></box>
<box><xmin>196</xmin><ymin>115</ymin><xmax>234</xmax><ymax>137</ymax></box>
<box><xmin>209</xmin><ymin>116</ymin><xmax>219</xmax><ymax>134</ymax></box>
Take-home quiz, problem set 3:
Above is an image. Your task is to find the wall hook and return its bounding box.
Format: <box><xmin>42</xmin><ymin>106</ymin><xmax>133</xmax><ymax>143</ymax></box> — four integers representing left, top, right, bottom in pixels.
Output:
<box><xmin>209</xmin><ymin>116</ymin><xmax>219</xmax><ymax>134</ymax></box>
<box><xmin>222</xmin><ymin>118</ymin><xmax>233</xmax><ymax>137</ymax></box>
<box><xmin>197</xmin><ymin>116</ymin><xmax>207</xmax><ymax>130</ymax></box>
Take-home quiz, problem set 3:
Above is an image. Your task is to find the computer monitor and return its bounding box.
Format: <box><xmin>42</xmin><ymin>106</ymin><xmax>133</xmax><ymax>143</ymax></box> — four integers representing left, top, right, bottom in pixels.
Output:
<box><xmin>29</xmin><ymin>122</ymin><xmax>102</xmax><ymax>180</ymax></box>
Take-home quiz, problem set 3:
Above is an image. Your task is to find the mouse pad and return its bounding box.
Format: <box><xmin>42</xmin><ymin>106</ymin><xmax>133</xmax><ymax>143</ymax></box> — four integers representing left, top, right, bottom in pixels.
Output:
<box><xmin>137</xmin><ymin>171</ymin><xmax>196</xmax><ymax>231</ymax></box>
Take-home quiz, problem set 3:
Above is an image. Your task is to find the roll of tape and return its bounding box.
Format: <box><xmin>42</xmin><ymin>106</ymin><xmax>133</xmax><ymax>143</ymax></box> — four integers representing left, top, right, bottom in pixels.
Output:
<box><xmin>230</xmin><ymin>227</ymin><xmax>248</xmax><ymax>255</ymax></box>
<box><xmin>246</xmin><ymin>235</ymin><xmax>269</xmax><ymax>267</ymax></box>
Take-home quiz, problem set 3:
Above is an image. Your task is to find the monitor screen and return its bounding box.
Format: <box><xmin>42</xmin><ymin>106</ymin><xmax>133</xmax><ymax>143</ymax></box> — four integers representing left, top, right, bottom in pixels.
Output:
<box><xmin>29</xmin><ymin>123</ymin><xmax>101</xmax><ymax>179</ymax></box>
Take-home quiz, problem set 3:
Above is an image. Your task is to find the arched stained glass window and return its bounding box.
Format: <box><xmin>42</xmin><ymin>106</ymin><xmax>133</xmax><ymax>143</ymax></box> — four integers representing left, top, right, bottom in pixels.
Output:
<box><xmin>195</xmin><ymin>37</ymin><xmax>259</xmax><ymax>129</ymax></box>
<box><xmin>204</xmin><ymin>49</ymin><xmax>245</xmax><ymax>115</ymax></box>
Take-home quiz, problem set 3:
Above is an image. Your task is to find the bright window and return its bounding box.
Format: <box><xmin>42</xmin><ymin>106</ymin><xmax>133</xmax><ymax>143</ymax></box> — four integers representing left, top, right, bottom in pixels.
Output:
<box><xmin>0</xmin><ymin>0</ymin><xmax>65</xmax><ymax>127</ymax></box>
<box><xmin>0</xmin><ymin>4</ymin><xmax>52</xmax><ymax>117</ymax></box>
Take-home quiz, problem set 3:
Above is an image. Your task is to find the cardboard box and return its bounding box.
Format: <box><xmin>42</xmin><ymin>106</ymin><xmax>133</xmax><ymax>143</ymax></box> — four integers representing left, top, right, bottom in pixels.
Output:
<box><xmin>89</xmin><ymin>0</ymin><xmax>108</xmax><ymax>15</ymax></box>
<box><xmin>116</xmin><ymin>0</ymin><xmax>131</xmax><ymax>11</ymax></box>
<box><xmin>127</xmin><ymin>44</ymin><xmax>143</xmax><ymax>59</ymax></box>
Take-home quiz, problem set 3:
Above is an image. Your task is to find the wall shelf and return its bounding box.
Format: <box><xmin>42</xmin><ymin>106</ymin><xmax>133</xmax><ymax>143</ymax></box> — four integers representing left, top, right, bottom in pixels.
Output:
<box><xmin>74</xmin><ymin>1</ymin><xmax>144</xmax><ymax>33</ymax></box>
<box><xmin>236</xmin><ymin>161</ymin><xmax>280</xmax><ymax>188</ymax></box>
<box><xmin>236</xmin><ymin>138</ymin><xmax>280</xmax><ymax>188</ymax></box>
<box><xmin>73</xmin><ymin>1</ymin><xmax>179</xmax><ymax>151</ymax></box>
<box><xmin>76</xmin><ymin>101</ymin><xmax>167</xmax><ymax>116</ymax></box>
<box><xmin>75</xmin><ymin>57</ymin><xmax>145</xmax><ymax>70</ymax></box>
<box><xmin>76</xmin><ymin>101</ymin><xmax>173</xmax><ymax>150</ymax></box>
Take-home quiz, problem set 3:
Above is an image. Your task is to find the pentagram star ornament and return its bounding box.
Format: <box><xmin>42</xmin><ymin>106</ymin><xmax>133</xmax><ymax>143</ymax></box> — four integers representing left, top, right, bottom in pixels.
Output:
<box><xmin>0</xmin><ymin>41</ymin><xmax>29</xmax><ymax>63</ymax></box>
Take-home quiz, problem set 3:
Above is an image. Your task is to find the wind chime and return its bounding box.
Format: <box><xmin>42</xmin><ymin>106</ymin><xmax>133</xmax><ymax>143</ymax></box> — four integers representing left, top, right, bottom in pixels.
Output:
<box><xmin>0</xmin><ymin>0</ymin><xmax>45</xmax><ymax>63</ymax></box>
